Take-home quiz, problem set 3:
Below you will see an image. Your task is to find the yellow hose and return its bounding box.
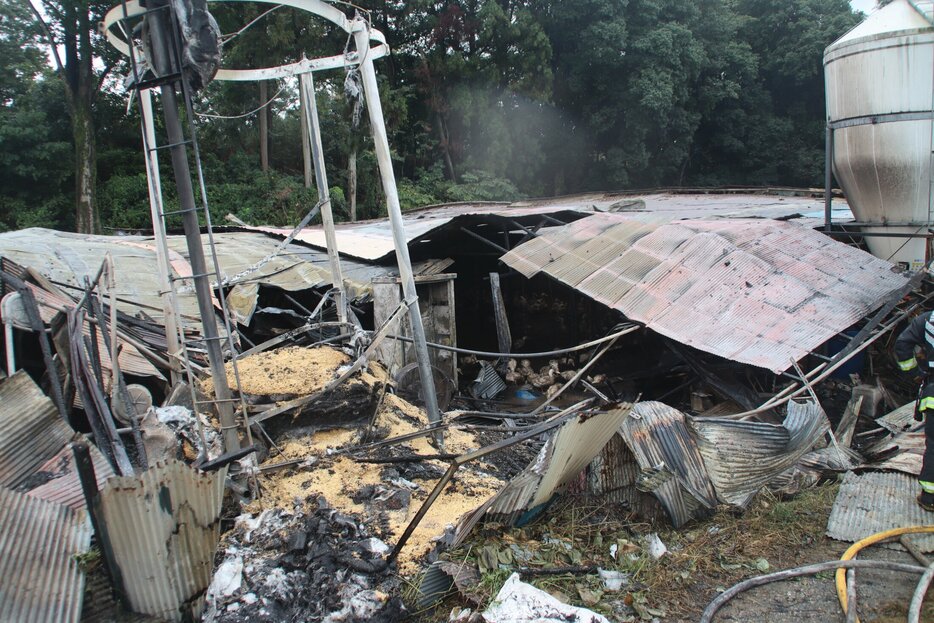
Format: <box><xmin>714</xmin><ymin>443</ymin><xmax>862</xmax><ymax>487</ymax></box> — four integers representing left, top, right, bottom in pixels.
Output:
<box><xmin>836</xmin><ymin>525</ymin><xmax>934</xmax><ymax>622</ymax></box>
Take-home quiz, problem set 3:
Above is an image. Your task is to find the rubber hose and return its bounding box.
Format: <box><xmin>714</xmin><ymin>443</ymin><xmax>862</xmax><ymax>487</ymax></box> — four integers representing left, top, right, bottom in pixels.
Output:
<box><xmin>908</xmin><ymin>561</ymin><xmax>934</xmax><ymax>623</ymax></box>
<box><xmin>700</xmin><ymin>559</ymin><xmax>925</xmax><ymax>623</ymax></box>
<box><xmin>835</xmin><ymin>525</ymin><xmax>934</xmax><ymax>623</ymax></box>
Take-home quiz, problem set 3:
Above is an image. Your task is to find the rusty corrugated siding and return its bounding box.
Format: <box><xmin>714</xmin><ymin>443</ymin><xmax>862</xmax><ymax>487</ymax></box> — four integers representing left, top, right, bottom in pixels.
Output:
<box><xmin>0</xmin><ymin>371</ymin><xmax>74</xmax><ymax>488</ymax></box>
<box><xmin>827</xmin><ymin>470</ymin><xmax>934</xmax><ymax>552</ymax></box>
<box><xmin>500</xmin><ymin>214</ymin><xmax>908</xmax><ymax>373</ymax></box>
<box><xmin>98</xmin><ymin>461</ymin><xmax>227</xmax><ymax>622</ymax></box>
<box><xmin>689</xmin><ymin>399</ymin><xmax>830</xmax><ymax>507</ymax></box>
<box><xmin>618</xmin><ymin>402</ymin><xmax>717</xmax><ymax>528</ymax></box>
<box><xmin>0</xmin><ymin>486</ymin><xmax>92</xmax><ymax>622</ymax></box>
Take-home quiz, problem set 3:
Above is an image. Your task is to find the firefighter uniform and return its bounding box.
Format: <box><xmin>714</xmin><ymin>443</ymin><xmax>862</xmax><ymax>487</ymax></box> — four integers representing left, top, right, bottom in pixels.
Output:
<box><xmin>894</xmin><ymin>310</ymin><xmax>934</xmax><ymax>511</ymax></box>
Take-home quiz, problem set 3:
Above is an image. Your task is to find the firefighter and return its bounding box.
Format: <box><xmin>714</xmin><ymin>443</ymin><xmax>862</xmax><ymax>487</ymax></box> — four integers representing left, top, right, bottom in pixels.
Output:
<box><xmin>894</xmin><ymin>310</ymin><xmax>934</xmax><ymax>512</ymax></box>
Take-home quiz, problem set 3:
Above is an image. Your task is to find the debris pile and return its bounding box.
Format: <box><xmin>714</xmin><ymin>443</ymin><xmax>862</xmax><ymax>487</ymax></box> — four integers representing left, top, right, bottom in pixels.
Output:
<box><xmin>250</xmin><ymin>386</ymin><xmax>504</xmax><ymax>575</ymax></box>
<box><xmin>205</xmin><ymin>497</ymin><xmax>404</xmax><ymax>623</ymax></box>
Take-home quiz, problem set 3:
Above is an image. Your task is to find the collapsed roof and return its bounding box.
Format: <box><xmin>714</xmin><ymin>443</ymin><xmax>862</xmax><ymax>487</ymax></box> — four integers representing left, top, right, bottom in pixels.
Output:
<box><xmin>500</xmin><ymin>213</ymin><xmax>907</xmax><ymax>373</ymax></box>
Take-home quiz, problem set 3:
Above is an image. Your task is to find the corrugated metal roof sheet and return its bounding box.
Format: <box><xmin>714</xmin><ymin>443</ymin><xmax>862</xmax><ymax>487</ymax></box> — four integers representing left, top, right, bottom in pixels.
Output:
<box><xmin>0</xmin><ymin>486</ymin><xmax>92</xmax><ymax>623</ymax></box>
<box><xmin>0</xmin><ymin>371</ymin><xmax>75</xmax><ymax>488</ymax></box>
<box><xmin>98</xmin><ymin>461</ymin><xmax>227</xmax><ymax>622</ymax></box>
<box><xmin>689</xmin><ymin>399</ymin><xmax>831</xmax><ymax>507</ymax></box>
<box><xmin>618</xmin><ymin>402</ymin><xmax>717</xmax><ymax>528</ymax></box>
<box><xmin>453</xmin><ymin>404</ymin><xmax>633</xmax><ymax>546</ymax></box>
<box><xmin>0</xmin><ymin>371</ymin><xmax>116</xmax><ymax>510</ymax></box>
<box><xmin>248</xmin><ymin>191</ymin><xmax>847</xmax><ymax>263</ymax></box>
<box><xmin>249</xmin><ymin>204</ymin><xmax>593</xmax><ymax>262</ymax></box>
<box><xmin>827</xmin><ymin>470</ymin><xmax>934</xmax><ymax>552</ymax></box>
<box><xmin>25</xmin><ymin>280</ymin><xmax>162</xmax><ymax>379</ymax></box>
<box><xmin>0</xmin><ymin>228</ymin><xmax>203</xmax><ymax>328</ymax></box>
<box><xmin>501</xmin><ymin>214</ymin><xmax>908</xmax><ymax>373</ymax></box>
<box><xmin>585</xmin><ymin>431</ymin><xmax>668</xmax><ymax>522</ymax></box>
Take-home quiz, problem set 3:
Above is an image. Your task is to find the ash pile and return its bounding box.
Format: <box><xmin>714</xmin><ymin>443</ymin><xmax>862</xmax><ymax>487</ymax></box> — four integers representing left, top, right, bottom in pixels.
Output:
<box><xmin>204</xmin><ymin>496</ymin><xmax>403</xmax><ymax>623</ymax></box>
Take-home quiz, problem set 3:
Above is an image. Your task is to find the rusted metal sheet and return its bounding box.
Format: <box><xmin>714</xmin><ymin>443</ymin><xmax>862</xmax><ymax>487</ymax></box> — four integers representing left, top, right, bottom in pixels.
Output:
<box><xmin>0</xmin><ymin>486</ymin><xmax>92</xmax><ymax>623</ymax></box>
<box><xmin>0</xmin><ymin>371</ymin><xmax>74</xmax><ymax>488</ymax></box>
<box><xmin>501</xmin><ymin>214</ymin><xmax>907</xmax><ymax>373</ymax></box>
<box><xmin>689</xmin><ymin>399</ymin><xmax>831</xmax><ymax>507</ymax></box>
<box><xmin>26</xmin><ymin>281</ymin><xmax>163</xmax><ymax>379</ymax></box>
<box><xmin>827</xmin><ymin>470</ymin><xmax>934</xmax><ymax>552</ymax></box>
<box><xmin>586</xmin><ymin>431</ymin><xmax>666</xmax><ymax>522</ymax></box>
<box><xmin>618</xmin><ymin>402</ymin><xmax>717</xmax><ymax>528</ymax></box>
<box><xmin>98</xmin><ymin>461</ymin><xmax>227</xmax><ymax>622</ymax></box>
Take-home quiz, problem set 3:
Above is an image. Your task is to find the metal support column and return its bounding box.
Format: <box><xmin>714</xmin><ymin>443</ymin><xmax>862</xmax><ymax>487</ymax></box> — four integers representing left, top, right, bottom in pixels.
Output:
<box><xmin>145</xmin><ymin>2</ymin><xmax>240</xmax><ymax>453</ymax></box>
<box><xmin>352</xmin><ymin>20</ymin><xmax>442</xmax><ymax>432</ymax></box>
<box><xmin>299</xmin><ymin>71</ymin><xmax>347</xmax><ymax>324</ymax></box>
<box><xmin>825</xmin><ymin>125</ymin><xmax>834</xmax><ymax>234</ymax></box>
<box><xmin>140</xmin><ymin>88</ymin><xmax>182</xmax><ymax>385</ymax></box>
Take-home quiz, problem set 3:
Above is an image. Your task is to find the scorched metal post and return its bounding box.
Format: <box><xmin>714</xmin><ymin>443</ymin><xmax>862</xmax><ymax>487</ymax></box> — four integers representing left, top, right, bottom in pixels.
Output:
<box><xmin>352</xmin><ymin>19</ymin><xmax>443</xmax><ymax>436</ymax></box>
<box><xmin>144</xmin><ymin>1</ymin><xmax>240</xmax><ymax>454</ymax></box>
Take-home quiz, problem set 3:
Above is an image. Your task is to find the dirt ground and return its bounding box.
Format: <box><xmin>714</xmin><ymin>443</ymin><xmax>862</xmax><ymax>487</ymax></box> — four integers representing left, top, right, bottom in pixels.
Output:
<box><xmin>414</xmin><ymin>482</ymin><xmax>934</xmax><ymax>623</ymax></box>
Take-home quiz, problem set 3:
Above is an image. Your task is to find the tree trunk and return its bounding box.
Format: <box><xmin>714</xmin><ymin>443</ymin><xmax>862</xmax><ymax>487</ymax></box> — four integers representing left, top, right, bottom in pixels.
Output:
<box><xmin>259</xmin><ymin>80</ymin><xmax>269</xmax><ymax>172</ymax></box>
<box><xmin>73</xmin><ymin>94</ymin><xmax>97</xmax><ymax>234</ymax></box>
<box><xmin>348</xmin><ymin>148</ymin><xmax>357</xmax><ymax>222</ymax></box>
<box><xmin>437</xmin><ymin>112</ymin><xmax>457</xmax><ymax>183</ymax></box>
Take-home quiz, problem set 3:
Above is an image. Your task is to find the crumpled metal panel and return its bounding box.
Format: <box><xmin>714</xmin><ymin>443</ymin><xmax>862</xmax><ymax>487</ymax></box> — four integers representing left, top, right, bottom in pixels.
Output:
<box><xmin>0</xmin><ymin>371</ymin><xmax>74</xmax><ymax>488</ymax></box>
<box><xmin>827</xmin><ymin>470</ymin><xmax>934</xmax><ymax>552</ymax></box>
<box><xmin>586</xmin><ymin>431</ymin><xmax>667</xmax><ymax>522</ymax></box>
<box><xmin>501</xmin><ymin>214</ymin><xmax>908</xmax><ymax>373</ymax></box>
<box><xmin>98</xmin><ymin>461</ymin><xmax>227</xmax><ymax>622</ymax></box>
<box><xmin>689</xmin><ymin>399</ymin><xmax>831</xmax><ymax>507</ymax></box>
<box><xmin>25</xmin><ymin>280</ymin><xmax>162</xmax><ymax>379</ymax></box>
<box><xmin>618</xmin><ymin>402</ymin><xmax>718</xmax><ymax>528</ymax></box>
<box><xmin>452</xmin><ymin>404</ymin><xmax>633</xmax><ymax>546</ymax></box>
<box><xmin>0</xmin><ymin>486</ymin><xmax>92</xmax><ymax>623</ymax></box>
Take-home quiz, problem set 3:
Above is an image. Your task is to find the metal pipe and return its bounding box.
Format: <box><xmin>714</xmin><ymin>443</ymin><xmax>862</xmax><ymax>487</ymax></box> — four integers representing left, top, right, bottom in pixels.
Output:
<box><xmin>145</xmin><ymin>1</ymin><xmax>240</xmax><ymax>453</ymax></box>
<box><xmin>139</xmin><ymin>88</ymin><xmax>182</xmax><ymax>385</ymax></box>
<box><xmin>825</xmin><ymin>126</ymin><xmax>833</xmax><ymax>234</ymax></box>
<box><xmin>352</xmin><ymin>19</ymin><xmax>441</xmax><ymax>431</ymax></box>
<box><xmin>299</xmin><ymin>71</ymin><xmax>347</xmax><ymax>324</ymax></box>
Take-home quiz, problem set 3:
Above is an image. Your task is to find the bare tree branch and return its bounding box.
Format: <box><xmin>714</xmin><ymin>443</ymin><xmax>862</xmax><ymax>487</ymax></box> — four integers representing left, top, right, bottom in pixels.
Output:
<box><xmin>25</xmin><ymin>0</ymin><xmax>66</xmax><ymax>78</ymax></box>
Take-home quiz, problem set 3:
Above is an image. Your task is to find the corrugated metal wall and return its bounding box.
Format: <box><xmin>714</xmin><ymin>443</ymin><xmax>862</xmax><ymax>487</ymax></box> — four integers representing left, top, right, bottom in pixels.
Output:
<box><xmin>98</xmin><ymin>461</ymin><xmax>227</xmax><ymax>622</ymax></box>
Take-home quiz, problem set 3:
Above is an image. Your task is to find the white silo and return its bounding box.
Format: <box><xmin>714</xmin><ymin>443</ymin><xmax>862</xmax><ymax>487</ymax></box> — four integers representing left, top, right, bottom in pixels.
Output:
<box><xmin>824</xmin><ymin>0</ymin><xmax>934</xmax><ymax>269</ymax></box>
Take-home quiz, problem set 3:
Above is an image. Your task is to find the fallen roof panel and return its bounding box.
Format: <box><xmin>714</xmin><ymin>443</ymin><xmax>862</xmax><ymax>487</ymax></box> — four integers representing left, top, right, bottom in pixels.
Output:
<box><xmin>501</xmin><ymin>214</ymin><xmax>908</xmax><ymax>372</ymax></box>
<box><xmin>0</xmin><ymin>486</ymin><xmax>92</xmax><ymax>623</ymax></box>
<box><xmin>689</xmin><ymin>399</ymin><xmax>830</xmax><ymax>507</ymax></box>
<box><xmin>247</xmin><ymin>203</ymin><xmax>592</xmax><ymax>262</ymax></box>
<box><xmin>827</xmin><ymin>470</ymin><xmax>934</xmax><ymax>552</ymax></box>
<box><xmin>619</xmin><ymin>401</ymin><xmax>718</xmax><ymax>528</ymax></box>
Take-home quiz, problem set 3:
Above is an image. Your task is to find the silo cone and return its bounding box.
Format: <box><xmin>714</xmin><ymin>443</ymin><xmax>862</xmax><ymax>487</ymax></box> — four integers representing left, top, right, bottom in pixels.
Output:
<box><xmin>824</xmin><ymin>0</ymin><xmax>934</xmax><ymax>269</ymax></box>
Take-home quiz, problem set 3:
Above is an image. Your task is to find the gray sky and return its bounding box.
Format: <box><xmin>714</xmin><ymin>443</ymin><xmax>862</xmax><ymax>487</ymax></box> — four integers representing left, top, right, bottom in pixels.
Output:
<box><xmin>851</xmin><ymin>0</ymin><xmax>878</xmax><ymax>14</ymax></box>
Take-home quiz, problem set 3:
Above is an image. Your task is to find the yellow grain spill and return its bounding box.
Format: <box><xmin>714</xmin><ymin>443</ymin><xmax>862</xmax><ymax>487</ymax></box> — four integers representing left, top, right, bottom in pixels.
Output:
<box><xmin>220</xmin><ymin>346</ymin><xmax>350</xmax><ymax>396</ymax></box>
<box><xmin>253</xmin><ymin>391</ymin><xmax>505</xmax><ymax>575</ymax></box>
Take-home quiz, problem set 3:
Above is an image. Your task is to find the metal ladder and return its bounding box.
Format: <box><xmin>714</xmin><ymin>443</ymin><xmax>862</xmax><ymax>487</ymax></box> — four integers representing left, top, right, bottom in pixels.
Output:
<box><xmin>116</xmin><ymin>1</ymin><xmax>255</xmax><ymax>468</ymax></box>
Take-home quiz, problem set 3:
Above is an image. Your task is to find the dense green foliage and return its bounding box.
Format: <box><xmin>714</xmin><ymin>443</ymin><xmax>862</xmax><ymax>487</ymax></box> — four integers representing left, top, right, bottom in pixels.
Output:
<box><xmin>0</xmin><ymin>0</ymin><xmax>863</xmax><ymax>232</ymax></box>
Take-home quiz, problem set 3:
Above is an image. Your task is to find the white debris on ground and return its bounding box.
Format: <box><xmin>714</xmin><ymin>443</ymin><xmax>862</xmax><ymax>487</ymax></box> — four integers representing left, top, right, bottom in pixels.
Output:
<box><xmin>481</xmin><ymin>573</ymin><xmax>611</xmax><ymax>623</ymax></box>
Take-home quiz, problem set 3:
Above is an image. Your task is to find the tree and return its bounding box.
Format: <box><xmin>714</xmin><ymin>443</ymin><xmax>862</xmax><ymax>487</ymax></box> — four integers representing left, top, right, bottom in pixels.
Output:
<box><xmin>27</xmin><ymin>0</ymin><xmax>117</xmax><ymax>234</ymax></box>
